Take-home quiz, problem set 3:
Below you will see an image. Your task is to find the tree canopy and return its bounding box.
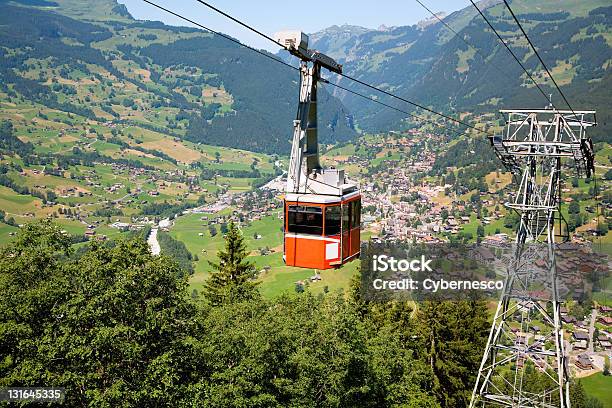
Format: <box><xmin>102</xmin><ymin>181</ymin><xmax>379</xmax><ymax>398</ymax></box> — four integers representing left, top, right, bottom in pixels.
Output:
<box><xmin>203</xmin><ymin>221</ymin><xmax>259</xmax><ymax>306</ymax></box>
<box><xmin>1</xmin><ymin>221</ymin><xmax>601</xmax><ymax>406</ymax></box>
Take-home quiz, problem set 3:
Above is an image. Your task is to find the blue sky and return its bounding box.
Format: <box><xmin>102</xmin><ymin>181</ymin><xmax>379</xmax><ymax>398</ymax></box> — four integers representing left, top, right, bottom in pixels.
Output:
<box><xmin>119</xmin><ymin>0</ymin><xmax>470</xmax><ymax>51</ymax></box>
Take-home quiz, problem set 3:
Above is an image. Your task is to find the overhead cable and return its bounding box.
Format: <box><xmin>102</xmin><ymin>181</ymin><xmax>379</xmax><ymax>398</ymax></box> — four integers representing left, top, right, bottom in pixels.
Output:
<box><xmin>194</xmin><ymin>0</ymin><xmax>495</xmax><ymax>136</ymax></box>
<box><xmin>469</xmin><ymin>0</ymin><xmax>560</xmax><ymax>111</ymax></box>
<box><xmin>502</xmin><ymin>0</ymin><xmax>577</xmax><ymax>115</ymax></box>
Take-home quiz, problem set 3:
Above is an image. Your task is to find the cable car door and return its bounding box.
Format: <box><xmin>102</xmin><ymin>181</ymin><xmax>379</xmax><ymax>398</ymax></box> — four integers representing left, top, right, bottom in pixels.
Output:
<box><xmin>342</xmin><ymin>202</ymin><xmax>350</xmax><ymax>260</ymax></box>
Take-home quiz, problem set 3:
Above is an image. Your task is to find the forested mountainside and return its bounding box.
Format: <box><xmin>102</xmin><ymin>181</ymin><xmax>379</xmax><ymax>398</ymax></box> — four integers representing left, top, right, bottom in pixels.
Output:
<box><xmin>0</xmin><ymin>0</ymin><xmax>356</xmax><ymax>154</ymax></box>
<box><xmin>311</xmin><ymin>0</ymin><xmax>611</xmax><ymax>142</ymax></box>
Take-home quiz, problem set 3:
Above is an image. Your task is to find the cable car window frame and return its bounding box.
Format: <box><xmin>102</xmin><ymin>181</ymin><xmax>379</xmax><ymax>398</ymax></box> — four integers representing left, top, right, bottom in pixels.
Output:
<box><xmin>324</xmin><ymin>205</ymin><xmax>341</xmax><ymax>236</ymax></box>
<box><xmin>342</xmin><ymin>202</ymin><xmax>350</xmax><ymax>232</ymax></box>
<box><xmin>287</xmin><ymin>205</ymin><xmax>323</xmax><ymax>235</ymax></box>
<box><xmin>350</xmin><ymin>200</ymin><xmax>361</xmax><ymax>229</ymax></box>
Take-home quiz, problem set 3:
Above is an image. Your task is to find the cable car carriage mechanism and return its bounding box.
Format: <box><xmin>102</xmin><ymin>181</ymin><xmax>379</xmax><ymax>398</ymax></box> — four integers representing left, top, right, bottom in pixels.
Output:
<box><xmin>276</xmin><ymin>31</ymin><xmax>361</xmax><ymax>270</ymax></box>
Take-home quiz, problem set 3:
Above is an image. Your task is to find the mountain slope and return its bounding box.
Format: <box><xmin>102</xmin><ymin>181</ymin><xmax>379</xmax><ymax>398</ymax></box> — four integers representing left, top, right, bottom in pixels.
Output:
<box><xmin>0</xmin><ymin>0</ymin><xmax>356</xmax><ymax>154</ymax></box>
<box><xmin>311</xmin><ymin>0</ymin><xmax>611</xmax><ymax>142</ymax></box>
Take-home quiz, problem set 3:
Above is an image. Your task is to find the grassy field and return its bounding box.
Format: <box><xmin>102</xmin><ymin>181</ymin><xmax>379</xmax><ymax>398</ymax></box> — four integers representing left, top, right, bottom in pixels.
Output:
<box><xmin>503</xmin><ymin>0</ymin><xmax>612</xmax><ymax>18</ymax></box>
<box><xmin>593</xmin><ymin>276</ymin><xmax>612</xmax><ymax>307</ymax></box>
<box><xmin>0</xmin><ymin>186</ymin><xmax>42</xmax><ymax>215</ymax></box>
<box><xmin>256</xmin><ymin>253</ymin><xmax>359</xmax><ymax>298</ymax></box>
<box><xmin>581</xmin><ymin>372</ymin><xmax>612</xmax><ymax>407</ymax></box>
<box><xmin>325</xmin><ymin>143</ymin><xmax>356</xmax><ymax>157</ymax></box>
<box><xmin>0</xmin><ymin>223</ymin><xmax>19</xmax><ymax>246</ymax></box>
<box><xmin>460</xmin><ymin>213</ymin><xmax>512</xmax><ymax>238</ymax></box>
<box><xmin>172</xmin><ymin>210</ymin><xmax>360</xmax><ymax>299</ymax></box>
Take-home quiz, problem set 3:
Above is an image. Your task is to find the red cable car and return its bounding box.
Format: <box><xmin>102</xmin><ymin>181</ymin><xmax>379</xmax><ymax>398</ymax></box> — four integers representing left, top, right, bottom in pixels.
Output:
<box><xmin>284</xmin><ymin>191</ymin><xmax>361</xmax><ymax>269</ymax></box>
<box><xmin>276</xmin><ymin>31</ymin><xmax>361</xmax><ymax>270</ymax></box>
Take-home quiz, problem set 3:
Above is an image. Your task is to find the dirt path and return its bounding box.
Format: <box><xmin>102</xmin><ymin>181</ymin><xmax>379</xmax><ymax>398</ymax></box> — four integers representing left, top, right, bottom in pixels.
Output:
<box><xmin>147</xmin><ymin>227</ymin><xmax>160</xmax><ymax>255</ymax></box>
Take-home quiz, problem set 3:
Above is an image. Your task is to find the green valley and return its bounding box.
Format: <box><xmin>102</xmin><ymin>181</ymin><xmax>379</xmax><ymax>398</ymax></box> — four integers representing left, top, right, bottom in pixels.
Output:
<box><xmin>0</xmin><ymin>0</ymin><xmax>611</xmax><ymax>405</ymax></box>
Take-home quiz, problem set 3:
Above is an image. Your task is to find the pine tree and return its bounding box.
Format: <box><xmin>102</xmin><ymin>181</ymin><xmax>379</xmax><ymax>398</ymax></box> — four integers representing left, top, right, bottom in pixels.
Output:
<box><xmin>417</xmin><ymin>299</ymin><xmax>490</xmax><ymax>408</ymax></box>
<box><xmin>570</xmin><ymin>380</ymin><xmax>587</xmax><ymax>408</ymax></box>
<box><xmin>203</xmin><ymin>221</ymin><xmax>258</xmax><ymax>305</ymax></box>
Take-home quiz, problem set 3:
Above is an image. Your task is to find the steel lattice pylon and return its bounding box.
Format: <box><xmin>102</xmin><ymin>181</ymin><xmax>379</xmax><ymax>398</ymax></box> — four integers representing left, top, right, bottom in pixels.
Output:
<box><xmin>470</xmin><ymin>109</ymin><xmax>596</xmax><ymax>408</ymax></box>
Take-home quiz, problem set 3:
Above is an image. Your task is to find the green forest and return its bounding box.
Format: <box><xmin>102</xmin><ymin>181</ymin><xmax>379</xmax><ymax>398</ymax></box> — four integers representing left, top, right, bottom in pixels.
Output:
<box><xmin>317</xmin><ymin>4</ymin><xmax>612</xmax><ymax>143</ymax></box>
<box><xmin>0</xmin><ymin>221</ymin><xmax>604</xmax><ymax>407</ymax></box>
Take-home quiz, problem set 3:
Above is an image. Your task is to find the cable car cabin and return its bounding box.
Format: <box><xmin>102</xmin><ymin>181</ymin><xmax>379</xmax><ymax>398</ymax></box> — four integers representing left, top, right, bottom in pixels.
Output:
<box><xmin>284</xmin><ymin>192</ymin><xmax>361</xmax><ymax>269</ymax></box>
<box><xmin>276</xmin><ymin>31</ymin><xmax>359</xmax><ymax>269</ymax></box>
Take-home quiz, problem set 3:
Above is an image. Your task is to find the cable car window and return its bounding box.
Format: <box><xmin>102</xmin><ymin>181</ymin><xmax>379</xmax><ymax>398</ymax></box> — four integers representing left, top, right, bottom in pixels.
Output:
<box><xmin>288</xmin><ymin>205</ymin><xmax>323</xmax><ymax>235</ymax></box>
<box><xmin>325</xmin><ymin>206</ymin><xmax>341</xmax><ymax>236</ymax></box>
<box><xmin>342</xmin><ymin>203</ymin><xmax>350</xmax><ymax>231</ymax></box>
<box><xmin>350</xmin><ymin>200</ymin><xmax>361</xmax><ymax>229</ymax></box>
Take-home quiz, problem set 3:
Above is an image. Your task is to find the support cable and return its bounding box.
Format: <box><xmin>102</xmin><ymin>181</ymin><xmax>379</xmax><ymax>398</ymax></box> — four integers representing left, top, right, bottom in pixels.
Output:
<box><xmin>468</xmin><ymin>0</ymin><xmax>560</xmax><ymax>111</ymax></box>
<box><xmin>502</xmin><ymin>0</ymin><xmax>577</xmax><ymax>116</ymax></box>
<box><xmin>322</xmin><ymin>79</ymin><xmax>466</xmax><ymax>138</ymax></box>
<box><xmin>414</xmin><ymin>0</ymin><xmax>517</xmax><ymax>84</ymax></box>
<box><xmin>335</xmin><ymin>71</ymin><xmax>494</xmax><ymax>136</ymax></box>
<box><xmin>194</xmin><ymin>0</ymin><xmax>495</xmax><ymax>137</ymax></box>
<box><xmin>142</xmin><ymin>0</ymin><xmax>488</xmax><ymax>137</ymax></box>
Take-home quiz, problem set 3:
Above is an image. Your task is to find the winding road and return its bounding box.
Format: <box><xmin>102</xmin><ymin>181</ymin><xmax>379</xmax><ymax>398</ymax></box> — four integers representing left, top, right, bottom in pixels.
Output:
<box><xmin>147</xmin><ymin>227</ymin><xmax>160</xmax><ymax>255</ymax></box>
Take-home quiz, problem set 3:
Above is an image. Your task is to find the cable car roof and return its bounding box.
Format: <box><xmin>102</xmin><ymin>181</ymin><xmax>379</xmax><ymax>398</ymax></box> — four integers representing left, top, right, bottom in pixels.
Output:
<box><xmin>285</xmin><ymin>191</ymin><xmax>360</xmax><ymax>204</ymax></box>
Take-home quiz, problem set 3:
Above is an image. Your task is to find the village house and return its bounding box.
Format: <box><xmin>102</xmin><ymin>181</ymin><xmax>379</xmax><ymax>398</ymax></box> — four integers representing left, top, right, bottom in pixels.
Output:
<box><xmin>599</xmin><ymin>305</ymin><xmax>612</xmax><ymax>314</ymax></box>
<box><xmin>472</xmin><ymin>247</ymin><xmax>496</xmax><ymax>263</ymax></box>
<box><xmin>597</xmin><ymin>334</ymin><xmax>611</xmax><ymax>350</ymax></box>
<box><xmin>572</xmin><ymin>331</ymin><xmax>589</xmax><ymax>343</ymax></box>
<box><xmin>597</xmin><ymin>316</ymin><xmax>612</xmax><ymax>326</ymax></box>
<box><xmin>483</xmin><ymin>233</ymin><xmax>510</xmax><ymax>248</ymax></box>
<box><xmin>562</xmin><ymin>315</ymin><xmax>576</xmax><ymax>326</ymax></box>
<box><xmin>573</xmin><ymin>340</ymin><xmax>588</xmax><ymax>350</ymax></box>
<box><xmin>574</xmin><ymin>354</ymin><xmax>593</xmax><ymax>370</ymax></box>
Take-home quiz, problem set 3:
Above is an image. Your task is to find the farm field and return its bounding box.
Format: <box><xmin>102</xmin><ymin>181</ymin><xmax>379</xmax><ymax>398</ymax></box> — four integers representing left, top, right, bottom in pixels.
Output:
<box><xmin>581</xmin><ymin>373</ymin><xmax>612</xmax><ymax>407</ymax></box>
<box><xmin>0</xmin><ymin>223</ymin><xmax>19</xmax><ymax>246</ymax></box>
<box><xmin>0</xmin><ymin>90</ymin><xmax>281</xmax><ymax>243</ymax></box>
